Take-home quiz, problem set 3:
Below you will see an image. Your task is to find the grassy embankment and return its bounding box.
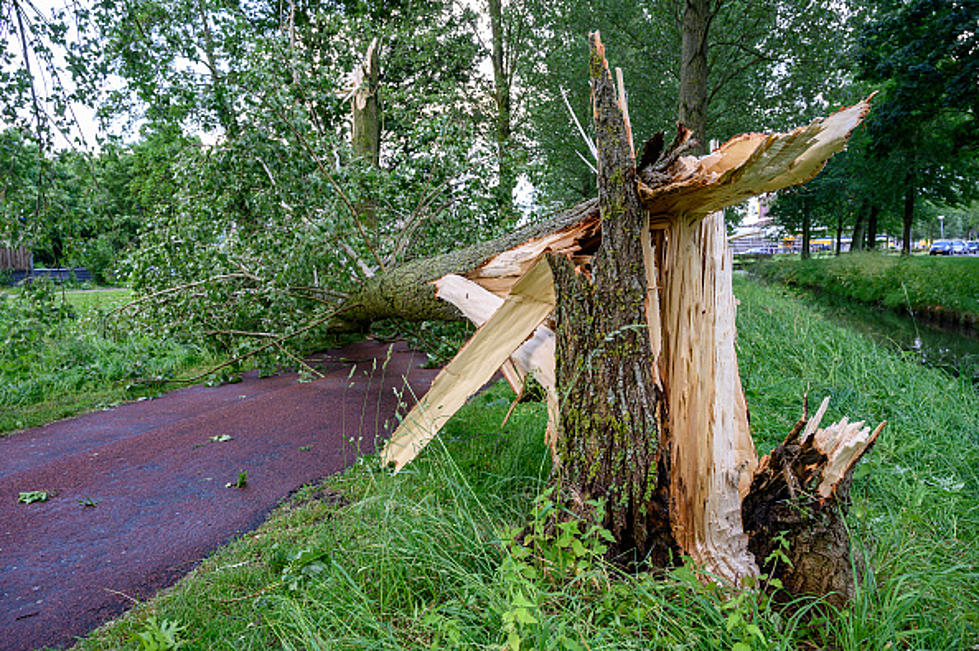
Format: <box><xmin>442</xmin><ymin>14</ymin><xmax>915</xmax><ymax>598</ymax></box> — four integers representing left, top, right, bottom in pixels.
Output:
<box><xmin>72</xmin><ymin>277</ymin><xmax>978</xmax><ymax>650</ymax></box>
<box><xmin>753</xmin><ymin>252</ymin><xmax>979</xmax><ymax>326</ymax></box>
<box><xmin>0</xmin><ymin>283</ymin><xmax>218</xmax><ymax>435</ymax></box>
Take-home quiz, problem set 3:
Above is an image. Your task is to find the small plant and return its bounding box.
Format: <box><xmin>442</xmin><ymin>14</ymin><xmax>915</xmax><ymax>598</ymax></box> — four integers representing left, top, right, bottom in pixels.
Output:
<box><xmin>226</xmin><ymin>470</ymin><xmax>248</xmax><ymax>489</ymax></box>
<box><xmin>18</xmin><ymin>491</ymin><xmax>50</xmax><ymax>504</ymax></box>
<box><xmin>298</xmin><ymin>445</ymin><xmax>312</xmax><ymax>451</ymax></box>
<box><xmin>209</xmin><ymin>434</ymin><xmax>233</xmax><ymax>442</ymax></box>
<box><xmin>133</xmin><ymin>615</ymin><xmax>186</xmax><ymax>650</ymax></box>
<box><xmin>496</xmin><ymin>486</ymin><xmax>615</xmax><ymax>649</ymax></box>
<box><xmin>78</xmin><ymin>497</ymin><xmax>99</xmax><ymax>508</ymax></box>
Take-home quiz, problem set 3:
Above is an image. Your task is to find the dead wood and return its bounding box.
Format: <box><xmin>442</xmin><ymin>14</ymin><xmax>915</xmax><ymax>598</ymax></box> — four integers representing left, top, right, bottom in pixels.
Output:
<box><xmin>742</xmin><ymin>397</ymin><xmax>884</xmax><ymax>608</ymax></box>
<box><xmin>360</xmin><ymin>33</ymin><xmax>877</xmax><ymax>606</ymax></box>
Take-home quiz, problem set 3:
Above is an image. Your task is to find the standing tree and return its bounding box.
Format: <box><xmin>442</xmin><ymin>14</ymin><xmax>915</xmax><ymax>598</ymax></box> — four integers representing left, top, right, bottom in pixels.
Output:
<box><xmin>857</xmin><ymin>0</ymin><xmax>979</xmax><ymax>254</ymax></box>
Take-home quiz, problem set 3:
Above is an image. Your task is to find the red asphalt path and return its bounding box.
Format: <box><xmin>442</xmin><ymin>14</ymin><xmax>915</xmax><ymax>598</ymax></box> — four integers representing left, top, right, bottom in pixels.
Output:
<box><xmin>0</xmin><ymin>340</ymin><xmax>437</xmax><ymax>651</ymax></box>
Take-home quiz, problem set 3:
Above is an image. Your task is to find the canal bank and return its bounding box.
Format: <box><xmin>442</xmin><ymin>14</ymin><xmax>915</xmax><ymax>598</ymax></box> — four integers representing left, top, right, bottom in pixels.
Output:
<box><xmin>744</xmin><ymin>273</ymin><xmax>979</xmax><ymax>387</ymax></box>
<box><xmin>751</xmin><ymin>253</ymin><xmax>979</xmax><ymax>330</ymax></box>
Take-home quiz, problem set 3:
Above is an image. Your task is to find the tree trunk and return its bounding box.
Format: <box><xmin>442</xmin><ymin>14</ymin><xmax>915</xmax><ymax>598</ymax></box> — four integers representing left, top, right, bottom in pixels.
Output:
<box><xmin>801</xmin><ymin>196</ymin><xmax>812</xmax><ymax>259</ymax></box>
<box><xmin>902</xmin><ymin>165</ymin><xmax>915</xmax><ymax>256</ymax></box>
<box><xmin>866</xmin><ymin>204</ymin><xmax>879</xmax><ymax>249</ymax></box>
<box><xmin>366</xmin><ymin>44</ymin><xmax>879</xmax><ymax>601</ymax></box>
<box><xmin>743</xmin><ymin>398</ymin><xmax>883</xmax><ymax>610</ymax></box>
<box><xmin>679</xmin><ymin>0</ymin><xmax>710</xmax><ymax>154</ymax></box>
<box><xmin>835</xmin><ymin>214</ymin><xmax>843</xmax><ymax>255</ymax></box>
<box><xmin>851</xmin><ymin>204</ymin><xmax>865</xmax><ymax>252</ymax></box>
<box><xmin>549</xmin><ymin>33</ymin><xmax>675</xmax><ymax>564</ymax></box>
<box><xmin>352</xmin><ymin>40</ymin><xmax>381</xmax><ymax>168</ymax></box>
<box><xmin>489</xmin><ymin>0</ymin><xmax>515</xmax><ymax>221</ymax></box>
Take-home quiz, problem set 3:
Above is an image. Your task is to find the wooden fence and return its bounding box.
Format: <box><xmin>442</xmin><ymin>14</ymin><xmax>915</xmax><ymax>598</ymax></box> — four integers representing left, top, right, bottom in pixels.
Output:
<box><xmin>0</xmin><ymin>246</ymin><xmax>32</xmax><ymax>270</ymax></box>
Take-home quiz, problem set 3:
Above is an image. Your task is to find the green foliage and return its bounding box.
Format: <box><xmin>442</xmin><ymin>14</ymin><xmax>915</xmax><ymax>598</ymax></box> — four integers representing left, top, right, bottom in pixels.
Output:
<box><xmin>226</xmin><ymin>470</ymin><xmax>248</xmax><ymax>489</ymax></box>
<box><xmin>754</xmin><ymin>253</ymin><xmax>979</xmax><ymax>319</ymax></box>
<box><xmin>0</xmin><ymin>282</ymin><xmax>211</xmax><ymax>435</ymax></box>
<box><xmin>133</xmin><ymin>616</ymin><xmax>186</xmax><ymax>651</ymax></box>
<box><xmin>17</xmin><ymin>490</ymin><xmax>50</xmax><ymax>504</ymax></box>
<box><xmin>853</xmin><ymin>0</ymin><xmax>979</xmax><ymax>249</ymax></box>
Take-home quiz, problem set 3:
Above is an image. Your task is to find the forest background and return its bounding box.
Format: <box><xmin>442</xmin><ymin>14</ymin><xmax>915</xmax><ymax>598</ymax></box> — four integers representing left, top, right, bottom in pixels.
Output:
<box><xmin>1</xmin><ymin>0</ymin><xmax>977</xmax><ymax>357</ymax></box>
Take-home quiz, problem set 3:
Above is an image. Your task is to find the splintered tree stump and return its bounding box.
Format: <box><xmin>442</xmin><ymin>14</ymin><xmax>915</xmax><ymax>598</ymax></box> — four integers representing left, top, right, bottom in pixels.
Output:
<box><xmin>377</xmin><ymin>32</ymin><xmax>880</xmax><ymax>608</ymax></box>
<box><xmin>742</xmin><ymin>398</ymin><xmax>884</xmax><ymax>608</ymax></box>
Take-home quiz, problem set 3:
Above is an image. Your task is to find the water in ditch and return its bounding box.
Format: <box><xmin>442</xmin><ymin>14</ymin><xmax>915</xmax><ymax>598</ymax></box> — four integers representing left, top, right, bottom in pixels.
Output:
<box><xmin>768</xmin><ymin>280</ymin><xmax>979</xmax><ymax>387</ymax></box>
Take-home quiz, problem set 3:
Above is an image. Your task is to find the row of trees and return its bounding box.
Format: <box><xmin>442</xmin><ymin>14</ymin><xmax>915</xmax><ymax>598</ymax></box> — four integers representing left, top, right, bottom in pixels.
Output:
<box><xmin>2</xmin><ymin>0</ymin><xmax>976</xmax><ymax>324</ymax></box>
<box><xmin>772</xmin><ymin>0</ymin><xmax>978</xmax><ymax>255</ymax></box>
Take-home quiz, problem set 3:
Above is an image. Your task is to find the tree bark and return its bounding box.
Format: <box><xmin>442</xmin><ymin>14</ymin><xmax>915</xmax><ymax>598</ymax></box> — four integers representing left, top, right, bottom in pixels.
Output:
<box><xmin>851</xmin><ymin>203</ymin><xmax>865</xmax><ymax>252</ymax></box>
<box><xmin>866</xmin><ymin>204</ymin><xmax>879</xmax><ymax>249</ymax></box>
<box><xmin>743</xmin><ymin>398</ymin><xmax>883</xmax><ymax>610</ymax></box>
<box><xmin>679</xmin><ymin>0</ymin><xmax>711</xmax><ymax>154</ymax></box>
<box><xmin>352</xmin><ymin>40</ymin><xmax>381</xmax><ymax>168</ymax></box>
<box><xmin>489</xmin><ymin>0</ymin><xmax>515</xmax><ymax>220</ymax></box>
<box><xmin>548</xmin><ymin>33</ymin><xmax>675</xmax><ymax>564</ymax></box>
<box><xmin>801</xmin><ymin>195</ymin><xmax>812</xmax><ymax>259</ymax></box>
<box><xmin>835</xmin><ymin>214</ymin><xmax>843</xmax><ymax>256</ymax></box>
<box><xmin>337</xmin><ymin>199</ymin><xmax>598</xmax><ymax>327</ymax></box>
<box><xmin>902</xmin><ymin>164</ymin><xmax>916</xmax><ymax>255</ymax></box>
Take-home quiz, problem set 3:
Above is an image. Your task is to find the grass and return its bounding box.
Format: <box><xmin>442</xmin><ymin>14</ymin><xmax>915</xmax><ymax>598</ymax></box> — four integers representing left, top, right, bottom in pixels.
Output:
<box><xmin>0</xmin><ymin>282</ymin><xmax>218</xmax><ymax>436</ymax></box>
<box><xmin>753</xmin><ymin>252</ymin><xmax>979</xmax><ymax>323</ymax></box>
<box><xmin>68</xmin><ymin>276</ymin><xmax>979</xmax><ymax>649</ymax></box>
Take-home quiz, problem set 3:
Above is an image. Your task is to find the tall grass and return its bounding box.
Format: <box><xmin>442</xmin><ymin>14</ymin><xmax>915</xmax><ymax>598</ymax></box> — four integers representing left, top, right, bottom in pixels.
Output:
<box><xmin>0</xmin><ymin>281</ymin><xmax>214</xmax><ymax>434</ymax></box>
<box><xmin>75</xmin><ymin>278</ymin><xmax>978</xmax><ymax>649</ymax></box>
<box><xmin>754</xmin><ymin>252</ymin><xmax>979</xmax><ymax>321</ymax></box>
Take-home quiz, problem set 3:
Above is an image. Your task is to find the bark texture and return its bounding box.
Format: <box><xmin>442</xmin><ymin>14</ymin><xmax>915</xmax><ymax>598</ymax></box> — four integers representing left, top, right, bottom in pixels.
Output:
<box><xmin>352</xmin><ymin>39</ymin><xmax>381</xmax><ymax>168</ymax></box>
<box><xmin>337</xmin><ymin>199</ymin><xmax>598</xmax><ymax>327</ymax></box>
<box><xmin>679</xmin><ymin>0</ymin><xmax>710</xmax><ymax>154</ymax></box>
<box><xmin>549</xmin><ymin>33</ymin><xmax>674</xmax><ymax>563</ymax></box>
<box><xmin>742</xmin><ymin>399</ymin><xmax>883</xmax><ymax>608</ymax></box>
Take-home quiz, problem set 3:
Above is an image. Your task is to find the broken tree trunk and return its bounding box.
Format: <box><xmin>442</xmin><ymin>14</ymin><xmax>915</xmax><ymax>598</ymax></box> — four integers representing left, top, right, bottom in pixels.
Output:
<box><xmin>545</xmin><ymin>33</ymin><xmax>673</xmax><ymax>565</ymax></box>
<box><xmin>358</xmin><ymin>33</ymin><xmax>880</xmax><ymax>605</ymax></box>
<box><xmin>742</xmin><ymin>397</ymin><xmax>885</xmax><ymax>608</ymax></box>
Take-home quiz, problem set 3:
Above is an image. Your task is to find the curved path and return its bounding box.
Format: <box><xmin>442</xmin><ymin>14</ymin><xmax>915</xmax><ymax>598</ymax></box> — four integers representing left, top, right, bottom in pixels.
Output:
<box><xmin>0</xmin><ymin>340</ymin><xmax>437</xmax><ymax>651</ymax></box>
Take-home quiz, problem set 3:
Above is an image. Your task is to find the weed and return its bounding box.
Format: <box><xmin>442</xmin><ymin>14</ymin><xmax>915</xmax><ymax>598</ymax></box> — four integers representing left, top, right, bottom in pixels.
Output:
<box><xmin>133</xmin><ymin>616</ymin><xmax>185</xmax><ymax>650</ymax></box>
<box><xmin>78</xmin><ymin>497</ymin><xmax>99</xmax><ymax>508</ymax></box>
<box><xmin>225</xmin><ymin>471</ymin><xmax>248</xmax><ymax>489</ymax></box>
<box><xmin>17</xmin><ymin>491</ymin><xmax>49</xmax><ymax>504</ymax></box>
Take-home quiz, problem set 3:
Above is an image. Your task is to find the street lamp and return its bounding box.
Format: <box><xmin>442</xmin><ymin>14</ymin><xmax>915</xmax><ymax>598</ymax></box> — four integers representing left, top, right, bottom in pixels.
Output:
<box><xmin>938</xmin><ymin>215</ymin><xmax>945</xmax><ymax>239</ymax></box>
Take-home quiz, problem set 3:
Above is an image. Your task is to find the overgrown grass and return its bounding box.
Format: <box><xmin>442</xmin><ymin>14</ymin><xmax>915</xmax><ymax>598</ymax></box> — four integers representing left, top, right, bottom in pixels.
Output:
<box><xmin>754</xmin><ymin>252</ymin><xmax>979</xmax><ymax>322</ymax></box>
<box><xmin>0</xmin><ymin>282</ymin><xmax>216</xmax><ymax>435</ymax></box>
<box><xmin>72</xmin><ymin>277</ymin><xmax>978</xmax><ymax>649</ymax></box>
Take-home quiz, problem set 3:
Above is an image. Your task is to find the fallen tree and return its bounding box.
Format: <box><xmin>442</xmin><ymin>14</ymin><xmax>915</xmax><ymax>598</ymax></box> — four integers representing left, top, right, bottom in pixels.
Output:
<box><xmin>338</xmin><ymin>33</ymin><xmax>881</xmax><ymax>606</ymax></box>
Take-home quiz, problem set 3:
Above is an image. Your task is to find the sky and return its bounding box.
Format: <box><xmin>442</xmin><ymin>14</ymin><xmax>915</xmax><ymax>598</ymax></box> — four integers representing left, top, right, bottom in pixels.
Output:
<box><xmin>1</xmin><ymin>0</ymin><xmax>105</xmax><ymax>150</ymax></box>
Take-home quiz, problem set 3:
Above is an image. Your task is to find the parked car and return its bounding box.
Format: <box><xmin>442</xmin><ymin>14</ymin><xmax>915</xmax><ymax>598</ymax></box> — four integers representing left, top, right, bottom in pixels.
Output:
<box><xmin>930</xmin><ymin>240</ymin><xmax>953</xmax><ymax>255</ymax></box>
<box><xmin>968</xmin><ymin>241</ymin><xmax>979</xmax><ymax>255</ymax></box>
<box><xmin>952</xmin><ymin>239</ymin><xmax>968</xmax><ymax>255</ymax></box>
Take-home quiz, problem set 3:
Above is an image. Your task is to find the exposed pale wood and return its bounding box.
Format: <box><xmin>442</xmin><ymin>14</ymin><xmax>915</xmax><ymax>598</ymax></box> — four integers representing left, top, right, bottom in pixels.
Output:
<box><xmin>814</xmin><ymin>418</ymin><xmax>885</xmax><ymax>500</ymax></box>
<box><xmin>464</xmin><ymin>218</ymin><xmax>599</xmax><ymax>297</ymax></box>
<box><xmin>638</xmin><ymin>99</ymin><xmax>872</xmax><ymax>221</ymax></box>
<box><xmin>380</xmin><ymin>258</ymin><xmax>555</xmax><ymax>471</ymax></box>
<box><xmin>742</xmin><ymin>397</ymin><xmax>885</xmax><ymax>608</ymax></box>
<box><xmin>660</xmin><ymin>211</ymin><xmax>758</xmax><ymax>584</ymax></box>
<box><xmin>433</xmin><ymin>273</ymin><xmax>555</xmax><ymax>408</ymax></box>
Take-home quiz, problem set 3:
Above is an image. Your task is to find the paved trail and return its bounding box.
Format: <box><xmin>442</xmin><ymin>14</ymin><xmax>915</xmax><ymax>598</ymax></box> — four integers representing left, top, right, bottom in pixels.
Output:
<box><xmin>0</xmin><ymin>340</ymin><xmax>437</xmax><ymax>651</ymax></box>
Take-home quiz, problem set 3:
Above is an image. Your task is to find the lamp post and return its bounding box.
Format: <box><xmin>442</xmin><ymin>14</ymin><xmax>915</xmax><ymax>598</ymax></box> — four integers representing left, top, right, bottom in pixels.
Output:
<box><xmin>938</xmin><ymin>215</ymin><xmax>944</xmax><ymax>239</ymax></box>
